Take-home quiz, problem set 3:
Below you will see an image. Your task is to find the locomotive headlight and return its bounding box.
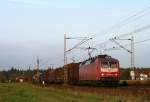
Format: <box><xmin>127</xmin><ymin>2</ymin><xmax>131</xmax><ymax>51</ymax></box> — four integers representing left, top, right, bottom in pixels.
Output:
<box><xmin>101</xmin><ymin>73</ymin><xmax>104</xmax><ymax>76</ymax></box>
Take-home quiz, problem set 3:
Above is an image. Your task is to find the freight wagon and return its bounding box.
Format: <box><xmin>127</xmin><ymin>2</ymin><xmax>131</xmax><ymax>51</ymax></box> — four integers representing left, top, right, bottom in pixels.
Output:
<box><xmin>45</xmin><ymin>68</ymin><xmax>64</xmax><ymax>83</ymax></box>
<box><xmin>45</xmin><ymin>63</ymin><xmax>79</xmax><ymax>84</ymax></box>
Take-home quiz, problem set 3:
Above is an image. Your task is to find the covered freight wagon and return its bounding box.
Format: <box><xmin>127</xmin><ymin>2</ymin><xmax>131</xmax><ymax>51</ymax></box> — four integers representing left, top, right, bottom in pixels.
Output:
<box><xmin>65</xmin><ymin>63</ymin><xmax>79</xmax><ymax>84</ymax></box>
<box><xmin>45</xmin><ymin>68</ymin><xmax>64</xmax><ymax>83</ymax></box>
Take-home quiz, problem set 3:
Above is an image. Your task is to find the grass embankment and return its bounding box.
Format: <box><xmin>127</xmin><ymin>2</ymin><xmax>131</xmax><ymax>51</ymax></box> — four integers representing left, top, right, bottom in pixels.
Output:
<box><xmin>0</xmin><ymin>83</ymin><xmax>149</xmax><ymax>102</ymax></box>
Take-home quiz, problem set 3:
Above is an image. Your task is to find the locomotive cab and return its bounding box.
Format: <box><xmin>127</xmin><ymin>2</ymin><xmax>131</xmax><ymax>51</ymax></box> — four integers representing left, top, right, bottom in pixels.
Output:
<box><xmin>100</xmin><ymin>60</ymin><xmax>120</xmax><ymax>81</ymax></box>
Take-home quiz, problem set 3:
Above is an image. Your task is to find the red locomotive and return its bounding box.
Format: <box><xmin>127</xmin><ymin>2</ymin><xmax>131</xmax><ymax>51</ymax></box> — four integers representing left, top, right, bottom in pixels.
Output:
<box><xmin>79</xmin><ymin>55</ymin><xmax>120</xmax><ymax>83</ymax></box>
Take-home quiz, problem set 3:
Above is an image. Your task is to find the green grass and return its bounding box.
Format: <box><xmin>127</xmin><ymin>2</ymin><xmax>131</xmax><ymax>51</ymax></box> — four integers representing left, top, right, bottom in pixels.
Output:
<box><xmin>0</xmin><ymin>83</ymin><xmax>149</xmax><ymax>102</ymax></box>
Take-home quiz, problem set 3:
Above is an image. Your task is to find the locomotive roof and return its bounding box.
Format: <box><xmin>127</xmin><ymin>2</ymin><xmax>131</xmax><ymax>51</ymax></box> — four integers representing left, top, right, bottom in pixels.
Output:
<box><xmin>84</xmin><ymin>55</ymin><xmax>118</xmax><ymax>63</ymax></box>
<box><xmin>97</xmin><ymin>55</ymin><xmax>118</xmax><ymax>61</ymax></box>
<box><xmin>80</xmin><ymin>55</ymin><xmax>119</xmax><ymax>66</ymax></box>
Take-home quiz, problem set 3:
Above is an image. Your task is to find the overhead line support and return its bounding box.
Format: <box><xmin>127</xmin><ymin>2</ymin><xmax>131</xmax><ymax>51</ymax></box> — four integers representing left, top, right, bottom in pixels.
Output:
<box><xmin>110</xmin><ymin>36</ymin><xmax>135</xmax><ymax>80</ymax></box>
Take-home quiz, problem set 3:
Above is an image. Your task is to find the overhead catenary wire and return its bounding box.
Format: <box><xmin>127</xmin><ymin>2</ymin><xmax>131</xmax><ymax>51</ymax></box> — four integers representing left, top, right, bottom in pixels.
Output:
<box><xmin>91</xmin><ymin>24</ymin><xmax>150</xmax><ymax>49</ymax></box>
<box><xmin>104</xmin><ymin>38</ymin><xmax>150</xmax><ymax>51</ymax></box>
<box><xmin>116</xmin><ymin>24</ymin><xmax>150</xmax><ymax>38</ymax></box>
<box><xmin>90</xmin><ymin>6</ymin><xmax>150</xmax><ymax>39</ymax></box>
<box><xmin>66</xmin><ymin>38</ymin><xmax>92</xmax><ymax>52</ymax></box>
<box><xmin>89</xmin><ymin>6</ymin><xmax>150</xmax><ymax>51</ymax></box>
<box><xmin>68</xmin><ymin>51</ymin><xmax>88</xmax><ymax>63</ymax></box>
<box><xmin>90</xmin><ymin>5</ymin><xmax>150</xmax><ymax>50</ymax></box>
<box><xmin>134</xmin><ymin>38</ymin><xmax>150</xmax><ymax>44</ymax></box>
<box><xmin>107</xmin><ymin>6</ymin><xmax>150</xmax><ymax>31</ymax></box>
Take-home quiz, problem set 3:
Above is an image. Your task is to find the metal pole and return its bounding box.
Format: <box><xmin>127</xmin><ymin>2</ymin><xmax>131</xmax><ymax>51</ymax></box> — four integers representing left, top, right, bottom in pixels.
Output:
<box><xmin>64</xmin><ymin>34</ymin><xmax>66</xmax><ymax>65</ymax></box>
<box><xmin>132</xmin><ymin>36</ymin><xmax>135</xmax><ymax>73</ymax></box>
<box><xmin>64</xmin><ymin>33</ymin><xmax>68</xmax><ymax>84</ymax></box>
<box><xmin>37</xmin><ymin>57</ymin><xmax>40</xmax><ymax>74</ymax></box>
<box><xmin>110</xmin><ymin>37</ymin><xmax>135</xmax><ymax>80</ymax></box>
<box><xmin>131</xmin><ymin>36</ymin><xmax>135</xmax><ymax>80</ymax></box>
<box><xmin>36</xmin><ymin>57</ymin><xmax>40</xmax><ymax>82</ymax></box>
<box><xmin>131</xmin><ymin>37</ymin><xmax>133</xmax><ymax>70</ymax></box>
<box><xmin>63</xmin><ymin>35</ymin><xmax>92</xmax><ymax>83</ymax></box>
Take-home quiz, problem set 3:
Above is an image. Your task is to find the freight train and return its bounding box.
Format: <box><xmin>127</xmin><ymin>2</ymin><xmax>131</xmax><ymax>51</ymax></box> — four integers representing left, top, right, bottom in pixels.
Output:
<box><xmin>45</xmin><ymin>55</ymin><xmax>120</xmax><ymax>85</ymax></box>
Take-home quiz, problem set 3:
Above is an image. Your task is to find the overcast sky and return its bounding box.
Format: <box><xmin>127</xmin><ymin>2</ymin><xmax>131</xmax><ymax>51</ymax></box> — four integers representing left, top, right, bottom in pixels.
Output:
<box><xmin>0</xmin><ymin>0</ymin><xmax>150</xmax><ymax>70</ymax></box>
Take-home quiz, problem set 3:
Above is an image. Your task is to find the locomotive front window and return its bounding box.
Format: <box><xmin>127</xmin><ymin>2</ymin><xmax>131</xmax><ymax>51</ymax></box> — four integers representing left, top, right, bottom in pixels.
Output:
<box><xmin>102</xmin><ymin>62</ymin><xmax>109</xmax><ymax>68</ymax></box>
<box><xmin>110</xmin><ymin>62</ymin><xmax>117</xmax><ymax>68</ymax></box>
<box><xmin>102</xmin><ymin>62</ymin><xmax>117</xmax><ymax>68</ymax></box>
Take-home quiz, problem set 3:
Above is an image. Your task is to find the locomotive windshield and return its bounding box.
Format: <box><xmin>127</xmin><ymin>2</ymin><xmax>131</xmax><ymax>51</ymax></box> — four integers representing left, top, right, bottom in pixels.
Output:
<box><xmin>102</xmin><ymin>62</ymin><xmax>117</xmax><ymax>68</ymax></box>
<box><xmin>102</xmin><ymin>62</ymin><xmax>109</xmax><ymax>68</ymax></box>
<box><xmin>110</xmin><ymin>62</ymin><xmax>117</xmax><ymax>68</ymax></box>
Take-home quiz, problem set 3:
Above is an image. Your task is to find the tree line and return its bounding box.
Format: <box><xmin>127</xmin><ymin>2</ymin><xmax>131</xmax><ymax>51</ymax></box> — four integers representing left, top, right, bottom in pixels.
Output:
<box><xmin>0</xmin><ymin>67</ymin><xmax>149</xmax><ymax>83</ymax></box>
